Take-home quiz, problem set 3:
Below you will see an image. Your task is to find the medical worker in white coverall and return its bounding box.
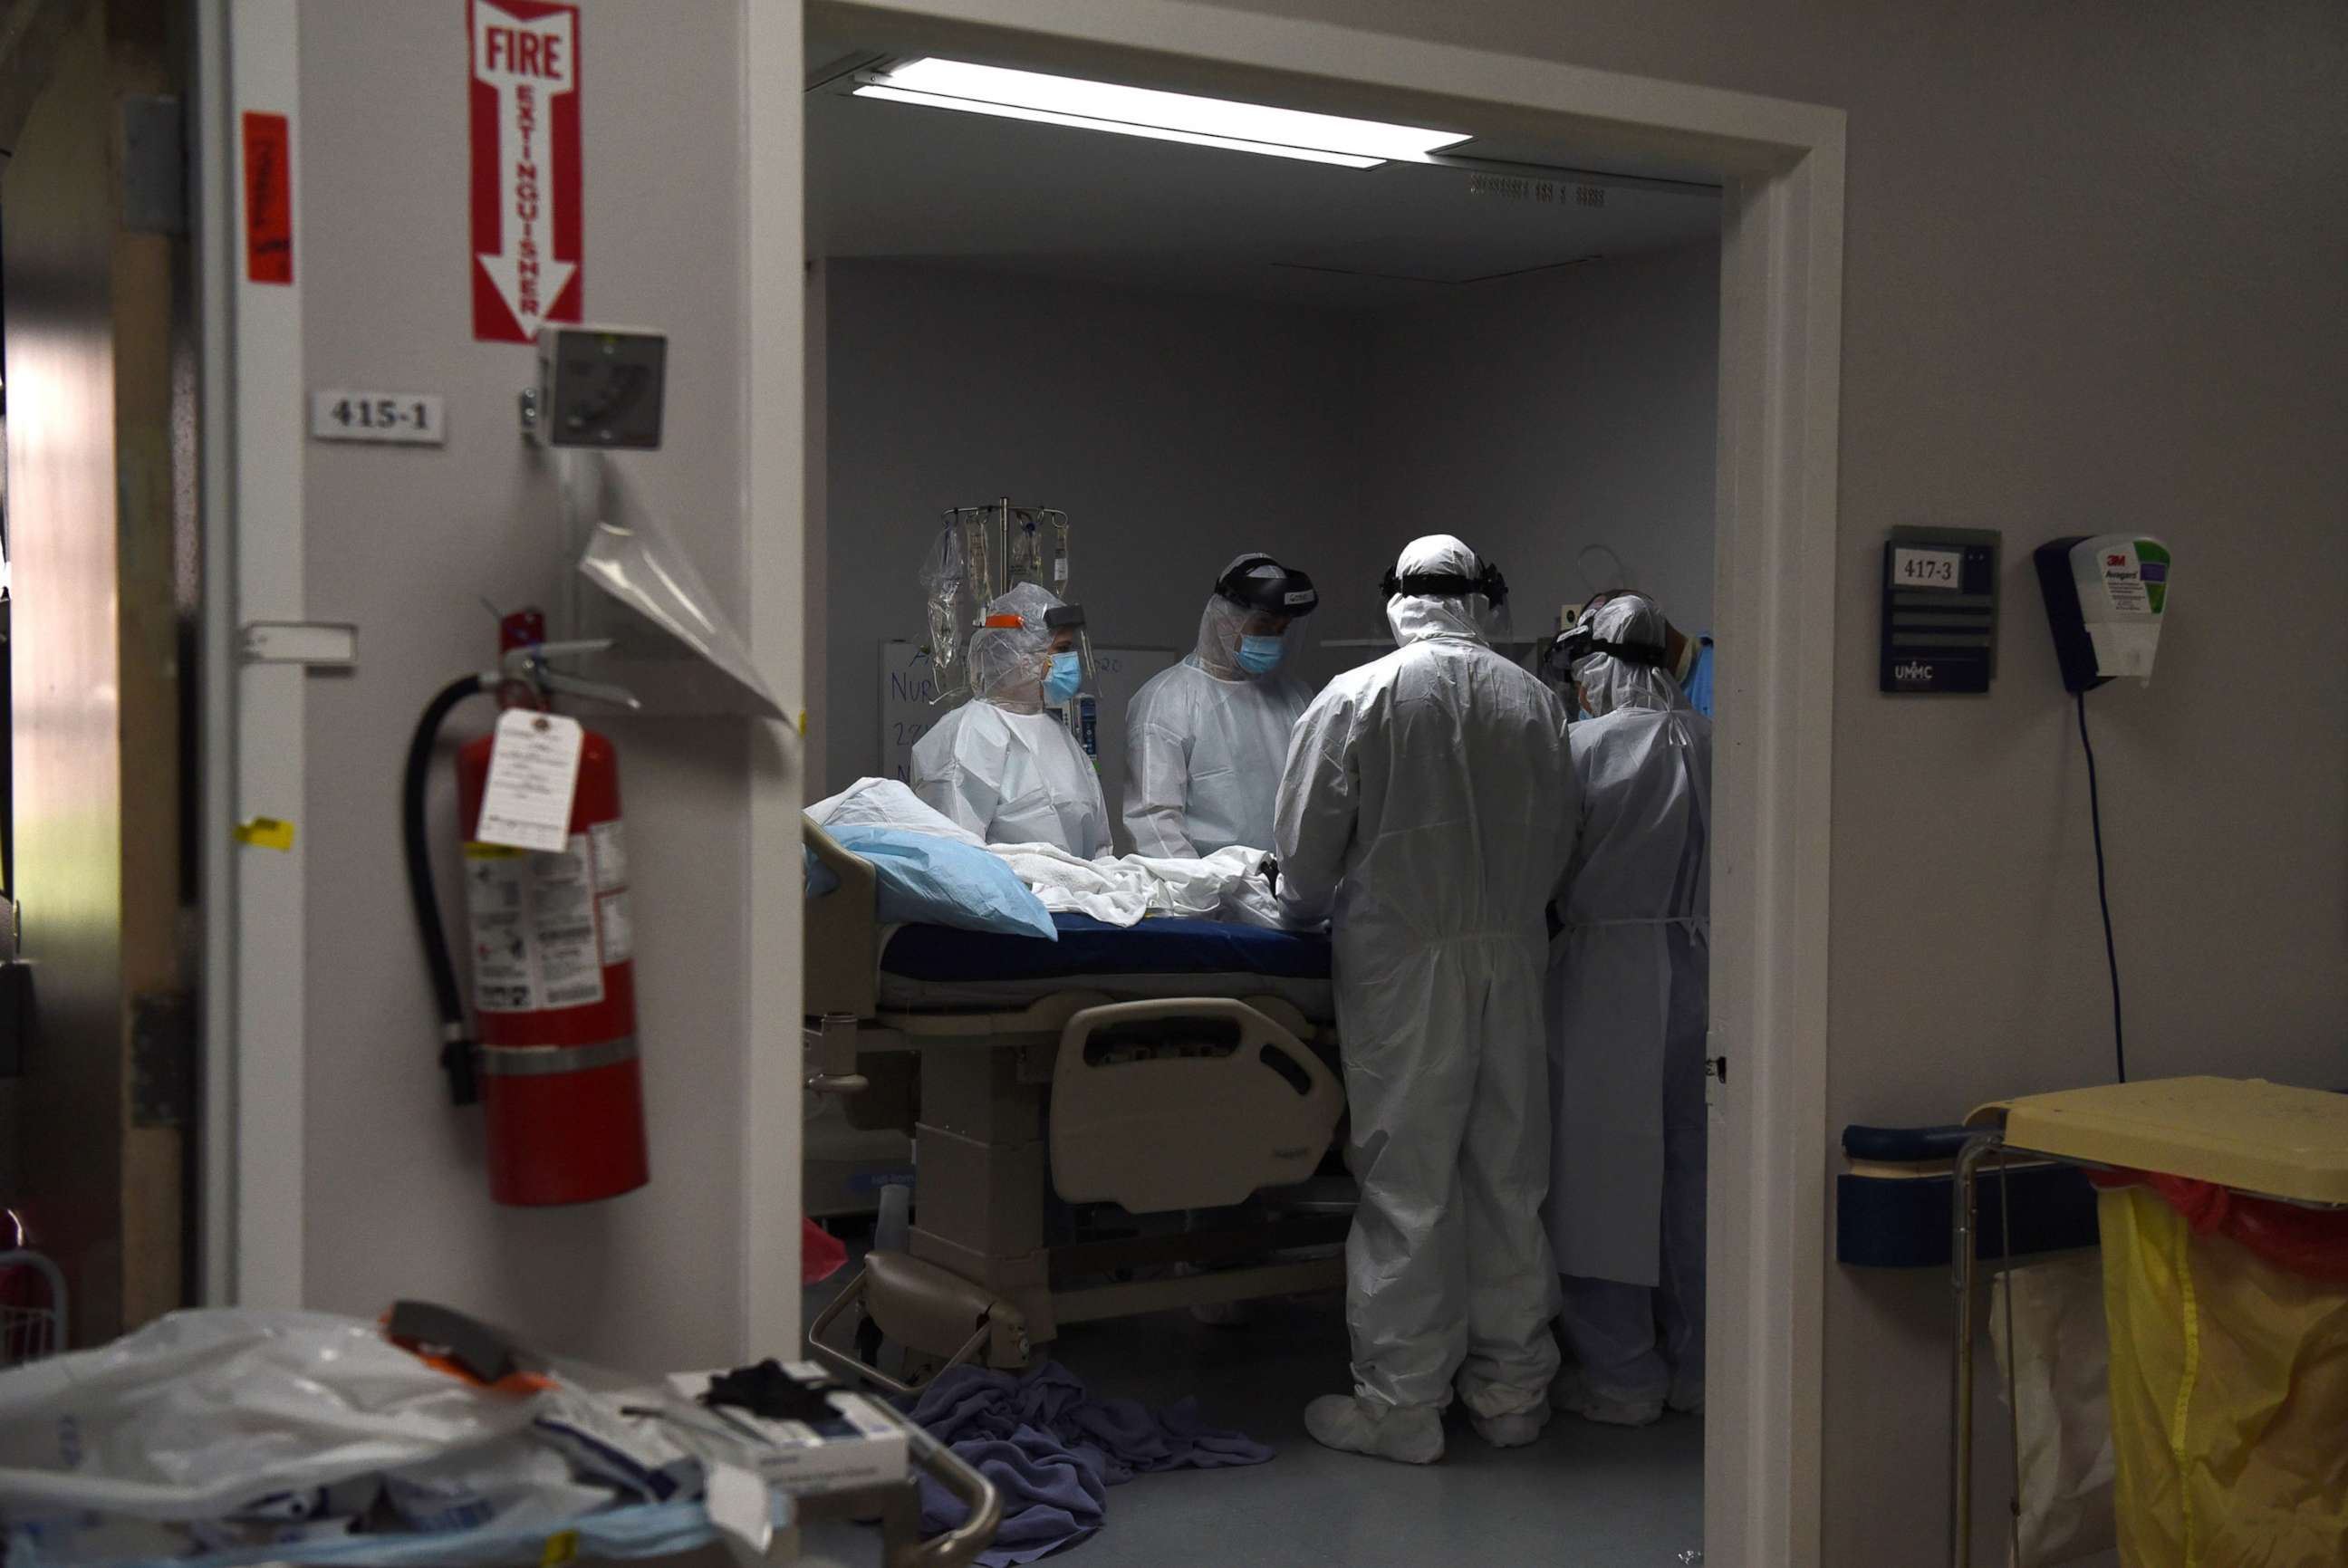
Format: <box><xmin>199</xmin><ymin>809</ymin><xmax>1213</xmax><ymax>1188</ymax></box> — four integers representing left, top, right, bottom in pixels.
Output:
<box><xmin>1122</xmin><ymin>553</ymin><xmax>1320</xmax><ymax>860</ymax></box>
<box><xmin>911</xmin><ymin>582</ymin><xmax>1112</xmax><ymax>861</ymax></box>
<box><xmin>1274</xmin><ymin>534</ymin><xmax>1578</xmax><ymax>1464</ymax></box>
<box><xmin>1545</xmin><ymin>592</ymin><xmax>1712</xmax><ymax>1426</ymax></box>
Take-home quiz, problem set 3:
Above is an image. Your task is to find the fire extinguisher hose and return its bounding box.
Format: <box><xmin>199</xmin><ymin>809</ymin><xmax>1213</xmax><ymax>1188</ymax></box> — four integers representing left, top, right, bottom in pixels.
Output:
<box><xmin>403</xmin><ymin>674</ymin><xmax>485</xmax><ymax>1107</ymax></box>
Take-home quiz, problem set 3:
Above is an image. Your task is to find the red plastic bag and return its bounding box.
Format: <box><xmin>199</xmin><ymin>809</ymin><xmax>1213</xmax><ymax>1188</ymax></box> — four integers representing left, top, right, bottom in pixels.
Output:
<box><xmin>2091</xmin><ymin>1169</ymin><xmax>2348</xmax><ymax>1284</ymax></box>
<box><xmin>801</xmin><ymin>1217</ymin><xmax>847</xmax><ymax>1285</ymax></box>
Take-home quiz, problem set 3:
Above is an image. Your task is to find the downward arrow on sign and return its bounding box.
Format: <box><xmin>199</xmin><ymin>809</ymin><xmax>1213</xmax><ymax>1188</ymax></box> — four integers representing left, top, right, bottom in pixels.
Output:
<box><xmin>480</xmin><ymin>251</ymin><xmax>577</xmax><ymax>341</ymax></box>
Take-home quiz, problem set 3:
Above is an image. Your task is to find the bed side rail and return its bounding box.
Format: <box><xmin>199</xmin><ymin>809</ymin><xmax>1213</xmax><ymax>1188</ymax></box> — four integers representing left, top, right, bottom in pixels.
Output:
<box><xmin>1049</xmin><ymin>997</ymin><xmax>1343</xmax><ymax>1213</ymax></box>
<box><xmin>804</xmin><ymin>814</ymin><xmax>880</xmax><ymax>1024</ymax></box>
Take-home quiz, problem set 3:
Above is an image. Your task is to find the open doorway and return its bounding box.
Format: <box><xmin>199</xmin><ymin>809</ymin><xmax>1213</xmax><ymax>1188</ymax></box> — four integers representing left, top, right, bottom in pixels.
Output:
<box><xmin>0</xmin><ymin>0</ymin><xmax>198</xmax><ymax>1358</ymax></box>
<box><xmin>799</xmin><ymin>22</ymin><xmax>1722</xmax><ymax>1564</ymax></box>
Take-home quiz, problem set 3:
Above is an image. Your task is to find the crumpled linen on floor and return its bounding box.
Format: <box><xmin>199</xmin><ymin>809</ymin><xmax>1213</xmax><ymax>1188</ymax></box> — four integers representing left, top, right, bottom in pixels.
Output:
<box><xmin>905</xmin><ymin>1361</ymin><xmax>1272</xmax><ymax>1565</ymax></box>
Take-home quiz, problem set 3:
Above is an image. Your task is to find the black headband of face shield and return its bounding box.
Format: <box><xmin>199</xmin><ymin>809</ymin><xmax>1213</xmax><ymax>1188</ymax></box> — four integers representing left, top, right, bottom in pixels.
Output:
<box><xmin>1215</xmin><ymin>556</ymin><xmax>1320</xmax><ymax>618</ymax></box>
<box><xmin>1380</xmin><ymin>561</ymin><xmax>1510</xmax><ymax>609</ymax></box>
<box><xmin>1545</xmin><ymin>623</ymin><xmax>1670</xmax><ymax>678</ymax></box>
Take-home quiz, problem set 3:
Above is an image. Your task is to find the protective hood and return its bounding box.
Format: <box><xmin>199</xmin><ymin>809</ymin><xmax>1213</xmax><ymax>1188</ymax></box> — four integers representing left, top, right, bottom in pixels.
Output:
<box><xmin>1572</xmin><ymin>593</ymin><xmax>1689</xmax><ymax>717</ymax></box>
<box><xmin>1194</xmin><ymin>581</ymin><xmax>1304</xmax><ymax>683</ymax></box>
<box><xmin>968</xmin><ymin>582</ymin><xmax>1065</xmax><ymax>714</ymax></box>
<box><xmin>1385</xmin><ymin>534</ymin><xmax>1494</xmax><ymax>647</ymax></box>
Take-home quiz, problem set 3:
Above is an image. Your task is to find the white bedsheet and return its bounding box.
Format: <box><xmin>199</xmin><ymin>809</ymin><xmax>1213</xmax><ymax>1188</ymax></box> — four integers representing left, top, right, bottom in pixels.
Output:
<box><xmin>986</xmin><ymin>842</ymin><xmax>1286</xmax><ymax>929</ymax></box>
<box><xmin>811</xmin><ymin>777</ymin><xmax>1291</xmax><ymax>930</ymax></box>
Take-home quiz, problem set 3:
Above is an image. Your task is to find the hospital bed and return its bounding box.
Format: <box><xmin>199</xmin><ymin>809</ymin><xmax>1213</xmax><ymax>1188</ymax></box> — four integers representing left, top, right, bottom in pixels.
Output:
<box><xmin>801</xmin><ymin>818</ymin><xmax>1352</xmax><ymax>1390</ymax></box>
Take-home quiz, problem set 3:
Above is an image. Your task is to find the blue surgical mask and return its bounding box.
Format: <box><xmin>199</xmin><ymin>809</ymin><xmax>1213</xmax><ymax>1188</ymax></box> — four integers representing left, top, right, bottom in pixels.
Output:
<box><xmin>1044</xmin><ymin>650</ymin><xmax>1083</xmax><ymax>704</ymax></box>
<box><xmin>1236</xmin><ymin>635</ymin><xmax>1285</xmax><ymax>676</ymax></box>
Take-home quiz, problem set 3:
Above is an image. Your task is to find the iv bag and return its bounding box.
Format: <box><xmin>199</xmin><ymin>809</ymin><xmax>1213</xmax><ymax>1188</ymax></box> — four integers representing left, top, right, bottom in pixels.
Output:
<box><xmin>919</xmin><ymin>524</ymin><xmax>971</xmax><ymax>697</ymax></box>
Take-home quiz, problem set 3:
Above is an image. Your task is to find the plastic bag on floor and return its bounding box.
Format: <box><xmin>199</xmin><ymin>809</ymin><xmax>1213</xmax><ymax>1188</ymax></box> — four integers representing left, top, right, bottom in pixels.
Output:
<box><xmin>1992</xmin><ymin>1254</ymin><xmax>2117</xmax><ymax>1566</ymax></box>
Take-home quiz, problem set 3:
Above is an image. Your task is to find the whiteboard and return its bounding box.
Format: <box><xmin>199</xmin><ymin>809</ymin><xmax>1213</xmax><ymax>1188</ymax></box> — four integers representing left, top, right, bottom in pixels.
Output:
<box><xmin>878</xmin><ymin>640</ymin><xmax>1181</xmax><ymax>851</ymax></box>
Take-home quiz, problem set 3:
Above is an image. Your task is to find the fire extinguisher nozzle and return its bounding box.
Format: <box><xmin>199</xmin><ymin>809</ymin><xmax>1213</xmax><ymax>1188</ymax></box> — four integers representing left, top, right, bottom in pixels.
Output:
<box><xmin>442</xmin><ymin>1040</ymin><xmax>480</xmax><ymax>1107</ymax></box>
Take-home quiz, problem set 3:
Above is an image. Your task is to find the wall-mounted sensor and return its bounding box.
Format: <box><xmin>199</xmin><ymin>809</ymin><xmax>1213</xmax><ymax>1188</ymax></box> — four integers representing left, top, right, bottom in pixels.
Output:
<box><xmin>527</xmin><ymin>324</ymin><xmax>667</xmax><ymax>450</ymax></box>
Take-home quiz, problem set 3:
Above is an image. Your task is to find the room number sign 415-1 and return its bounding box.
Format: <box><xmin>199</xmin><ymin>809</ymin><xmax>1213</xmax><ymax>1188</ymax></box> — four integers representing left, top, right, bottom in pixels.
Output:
<box><xmin>310</xmin><ymin>390</ymin><xmax>446</xmax><ymax>446</ymax></box>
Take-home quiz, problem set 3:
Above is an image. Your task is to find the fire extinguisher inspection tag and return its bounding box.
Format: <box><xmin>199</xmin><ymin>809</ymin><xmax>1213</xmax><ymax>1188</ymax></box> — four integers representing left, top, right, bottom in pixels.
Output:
<box><xmin>477</xmin><ymin>709</ymin><xmax>585</xmax><ymax>852</ymax></box>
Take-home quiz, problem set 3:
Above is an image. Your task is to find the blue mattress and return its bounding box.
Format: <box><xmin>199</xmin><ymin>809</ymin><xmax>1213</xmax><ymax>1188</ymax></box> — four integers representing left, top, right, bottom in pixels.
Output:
<box><xmin>882</xmin><ymin>913</ymin><xmax>1333</xmax><ymax>983</ymax></box>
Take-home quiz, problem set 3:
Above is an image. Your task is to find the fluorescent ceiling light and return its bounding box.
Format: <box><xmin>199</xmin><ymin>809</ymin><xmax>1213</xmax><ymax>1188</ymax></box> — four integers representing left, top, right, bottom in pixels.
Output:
<box><xmin>853</xmin><ymin>85</ymin><xmax>1385</xmax><ymax>168</ymax></box>
<box><xmin>858</xmin><ymin>58</ymin><xmax>1471</xmax><ymax>168</ymax></box>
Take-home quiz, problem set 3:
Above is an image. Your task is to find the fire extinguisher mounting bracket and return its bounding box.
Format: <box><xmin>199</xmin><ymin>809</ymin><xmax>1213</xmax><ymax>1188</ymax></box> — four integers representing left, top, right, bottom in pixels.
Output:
<box><xmin>504</xmin><ymin>638</ymin><xmax>642</xmax><ymax>712</ymax></box>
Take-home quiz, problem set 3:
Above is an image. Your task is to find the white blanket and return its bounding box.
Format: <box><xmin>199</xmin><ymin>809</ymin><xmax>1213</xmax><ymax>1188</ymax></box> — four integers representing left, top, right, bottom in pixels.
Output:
<box><xmin>808</xmin><ymin>778</ymin><xmax>1291</xmax><ymax>930</ymax></box>
<box><xmin>986</xmin><ymin>842</ymin><xmax>1287</xmax><ymax>929</ymax></box>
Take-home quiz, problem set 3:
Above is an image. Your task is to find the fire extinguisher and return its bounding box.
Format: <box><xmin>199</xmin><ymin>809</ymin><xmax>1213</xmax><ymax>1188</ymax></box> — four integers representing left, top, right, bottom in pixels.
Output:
<box><xmin>402</xmin><ymin>609</ymin><xmax>650</xmax><ymax>1206</ymax></box>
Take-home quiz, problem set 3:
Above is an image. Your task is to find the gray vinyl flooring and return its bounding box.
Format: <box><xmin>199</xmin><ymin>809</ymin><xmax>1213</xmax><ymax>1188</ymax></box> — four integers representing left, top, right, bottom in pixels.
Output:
<box><xmin>798</xmin><ymin>1264</ymin><xmax>1703</xmax><ymax>1568</ymax></box>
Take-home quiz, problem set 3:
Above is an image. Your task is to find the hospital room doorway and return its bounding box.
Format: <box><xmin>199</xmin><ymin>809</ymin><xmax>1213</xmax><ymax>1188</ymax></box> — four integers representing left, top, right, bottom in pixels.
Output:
<box><xmin>798</xmin><ymin>16</ymin><xmax>1724</xmax><ymax>1565</ymax></box>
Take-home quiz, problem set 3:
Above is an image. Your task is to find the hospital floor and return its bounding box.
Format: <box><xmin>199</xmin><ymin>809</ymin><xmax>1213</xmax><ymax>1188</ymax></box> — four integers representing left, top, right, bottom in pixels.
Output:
<box><xmin>798</xmin><ymin>1259</ymin><xmax>1704</xmax><ymax>1568</ymax></box>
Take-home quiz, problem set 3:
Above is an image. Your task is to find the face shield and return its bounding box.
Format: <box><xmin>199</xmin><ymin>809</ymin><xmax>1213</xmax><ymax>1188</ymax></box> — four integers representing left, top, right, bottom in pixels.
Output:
<box><xmin>1043</xmin><ymin>602</ymin><xmax>1102</xmax><ymax>755</ymax></box>
<box><xmin>1198</xmin><ymin>553</ymin><xmax>1318</xmax><ymax>678</ymax></box>
<box><xmin>1550</xmin><ymin>592</ymin><xmax>1687</xmax><ymax>718</ymax></box>
<box><xmin>967</xmin><ymin>582</ymin><xmax>1073</xmax><ymax>714</ymax></box>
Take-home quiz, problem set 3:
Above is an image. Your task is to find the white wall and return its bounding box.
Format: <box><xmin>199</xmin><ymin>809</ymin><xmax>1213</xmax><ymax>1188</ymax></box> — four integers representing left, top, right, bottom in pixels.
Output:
<box><xmin>816</xmin><ymin>260</ymin><xmax>1384</xmax><ymax>795</ymax></box>
<box><xmin>295</xmin><ymin>0</ymin><xmax>768</xmax><ymax>1372</ymax></box>
<box><xmin>1362</xmin><ymin>244</ymin><xmax>1719</xmax><ymax>638</ymax></box>
<box><xmin>1198</xmin><ymin>2</ymin><xmax>2347</xmax><ymax>1561</ymax></box>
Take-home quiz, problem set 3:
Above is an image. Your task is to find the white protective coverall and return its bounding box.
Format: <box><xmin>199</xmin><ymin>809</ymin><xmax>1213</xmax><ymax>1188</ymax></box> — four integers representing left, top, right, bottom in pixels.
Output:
<box><xmin>1546</xmin><ymin>592</ymin><xmax>1712</xmax><ymax>1419</ymax></box>
<box><xmin>911</xmin><ymin>582</ymin><xmax>1112</xmax><ymax>860</ymax></box>
<box><xmin>1275</xmin><ymin>535</ymin><xmax>1578</xmax><ymax>1461</ymax></box>
<box><xmin>1123</xmin><ymin>572</ymin><xmax>1314</xmax><ymax>859</ymax></box>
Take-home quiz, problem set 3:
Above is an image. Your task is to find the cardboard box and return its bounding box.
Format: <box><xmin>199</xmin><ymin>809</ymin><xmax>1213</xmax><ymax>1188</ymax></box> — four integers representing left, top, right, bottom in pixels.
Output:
<box><xmin>668</xmin><ymin>1365</ymin><xmax>909</xmax><ymax>1496</ymax></box>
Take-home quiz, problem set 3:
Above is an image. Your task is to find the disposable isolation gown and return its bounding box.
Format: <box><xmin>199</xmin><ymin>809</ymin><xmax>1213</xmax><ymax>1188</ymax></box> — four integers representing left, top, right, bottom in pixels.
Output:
<box><xmin>1275</xmin><ymin>535</ymin><xmax>1577</xmax><ymax>1423</ymax></box>
<box><xmin>1547</xmin><ymin>593</ymin><xmax>1712</xmax><ymax>1413</ymax></box>
<box><xmin>911</xmin><ymin>583</ymin><xmax>1111</xmax><ymax>860</ymax></box>
<box><xmin>1124</xmin><ymin>596</ymin><xmax>1314</xmax><ymax>858</ymax></box>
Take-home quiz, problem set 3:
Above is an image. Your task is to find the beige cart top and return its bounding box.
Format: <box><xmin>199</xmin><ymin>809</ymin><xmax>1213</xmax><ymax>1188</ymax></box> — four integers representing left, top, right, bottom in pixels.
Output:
<box><xmin>1968</xmin><ymin>1076</ymin><xmax>2348</xmax><ymax>1206</ymax></box>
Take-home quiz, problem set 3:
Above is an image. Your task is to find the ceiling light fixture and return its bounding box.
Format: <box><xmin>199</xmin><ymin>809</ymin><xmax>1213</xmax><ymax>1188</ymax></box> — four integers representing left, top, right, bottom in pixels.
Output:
<box><xmin>854</xmin><ymin>58</ymin><xmax>1470</xmax><ymax>169</ymax></box>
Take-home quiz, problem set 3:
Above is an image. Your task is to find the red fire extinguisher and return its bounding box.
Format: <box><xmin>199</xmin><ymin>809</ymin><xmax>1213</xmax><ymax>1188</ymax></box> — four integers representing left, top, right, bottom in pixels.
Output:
<box><xmin>403</xmin><ymin>609</ymin><xmax>650</xmax><ymax>1206</ymax></box>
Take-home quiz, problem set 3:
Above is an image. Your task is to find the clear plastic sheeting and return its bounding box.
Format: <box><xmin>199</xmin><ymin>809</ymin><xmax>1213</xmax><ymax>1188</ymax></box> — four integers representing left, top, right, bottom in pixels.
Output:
<box><xmin>6</xmin><ymin>1499</ymin><xmax>754</xmax><ymax>1568</ymax></box>
<box><xmin>0</xmin><ymin>1309</ymin><xmax>804</xmax><ymax>1568</ymax></box>
<box><xmin>1992</xmin><ymin>1254</ymin><xmax>2119</xmax><ymax>1567</ymax></box>
<box><xmin>0</xmin><ymin>1310</ymin><xmax>542</xmax><ymax>1523</ymax></box>
<box><xmin>565</xmin><ymin>463</ymin><xmax>786</xmax><ymax>721</ymax></box>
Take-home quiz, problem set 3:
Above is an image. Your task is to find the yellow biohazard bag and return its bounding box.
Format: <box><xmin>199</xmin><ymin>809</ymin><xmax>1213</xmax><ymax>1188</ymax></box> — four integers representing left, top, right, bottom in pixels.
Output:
<box><xmin>2098</xmin><ymin>1185</ymin><xmax>2348</xmax><ymax>1567</ymax></box>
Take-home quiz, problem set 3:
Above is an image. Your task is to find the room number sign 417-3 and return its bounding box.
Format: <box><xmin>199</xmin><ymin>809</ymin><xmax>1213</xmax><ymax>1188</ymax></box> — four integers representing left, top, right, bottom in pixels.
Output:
<box><xmin>310</xmin><ymin>390</ymin><xmax>446</xmax><ymax>446</ymax></box>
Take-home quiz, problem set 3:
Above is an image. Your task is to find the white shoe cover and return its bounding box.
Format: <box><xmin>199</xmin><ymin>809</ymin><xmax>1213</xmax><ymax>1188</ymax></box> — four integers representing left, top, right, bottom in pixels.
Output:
<box><xmin>1471</xmin><ymin>1408</ymin><xmax>1550</xmax><ymax>1448</ymax></box>
<box><xmin>1304</xmin><ymin>1394</ymin><xmax>1444</xmax><ymax>1464</ymax></box>
<box><xmin>1552</xmin><ymin>1371</ymin><xmax>1664</xmax><ymax>1428</ymax></box>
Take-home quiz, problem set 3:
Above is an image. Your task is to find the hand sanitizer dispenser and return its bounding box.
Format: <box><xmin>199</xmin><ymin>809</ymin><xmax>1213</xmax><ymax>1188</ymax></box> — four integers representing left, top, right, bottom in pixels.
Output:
<box><xmin>2035</xmin><ymin>534</ymin><xmax>2170</xmax><ymax>691</ymax></box>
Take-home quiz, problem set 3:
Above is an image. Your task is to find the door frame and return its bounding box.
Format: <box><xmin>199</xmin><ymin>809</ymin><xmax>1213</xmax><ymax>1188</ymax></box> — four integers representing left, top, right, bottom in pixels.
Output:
<box><xmin>774</xmin><ymin>3</ymin><xmax>1844</xmax><ymax>1559</ymax></box>
<box><xmin>193</xmin><ymin>0</ymin><xmax>308</xmax><ymax>1313</ymax></box>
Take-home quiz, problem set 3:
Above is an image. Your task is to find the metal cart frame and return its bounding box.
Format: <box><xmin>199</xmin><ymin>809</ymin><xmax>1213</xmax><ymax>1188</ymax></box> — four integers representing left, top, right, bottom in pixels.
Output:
<box><xmin>1946</xmin><ymin>1078</ymin><xmax>2348</xmax><ymax>1568</ymax></box>
<box><xmin>798</xmin><ymin>1400</ymin><xmax>1002</xmax><ymax>1568</ymax></box>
